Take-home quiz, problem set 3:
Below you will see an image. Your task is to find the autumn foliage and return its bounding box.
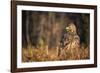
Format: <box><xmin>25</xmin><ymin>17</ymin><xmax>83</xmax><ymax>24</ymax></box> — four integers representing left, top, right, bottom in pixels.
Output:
<box><xmin>22</xmin><ymin>45</ymin><xmax>89</xmax><ymax>62</ymax></box>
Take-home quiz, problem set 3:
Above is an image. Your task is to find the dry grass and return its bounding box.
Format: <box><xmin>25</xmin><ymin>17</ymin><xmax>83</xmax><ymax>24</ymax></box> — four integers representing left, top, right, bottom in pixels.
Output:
<box><xmin>22</xmin><ymin>46</ymin><xmax>89</xmax><ymax>62</ymax></box>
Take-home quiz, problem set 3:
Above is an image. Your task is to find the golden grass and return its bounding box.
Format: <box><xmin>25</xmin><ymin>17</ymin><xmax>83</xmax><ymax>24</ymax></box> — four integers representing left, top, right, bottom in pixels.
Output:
<box><xmin>22</xmin><ymin>45</ymin><xmax>89</xmax><ymax>62</ymax></box>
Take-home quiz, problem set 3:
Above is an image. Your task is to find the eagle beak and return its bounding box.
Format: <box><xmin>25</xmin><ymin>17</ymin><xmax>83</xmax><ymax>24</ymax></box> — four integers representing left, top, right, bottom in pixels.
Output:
<box><xmin>66</xmin><ymin>27</ymin><xmax>69</xmax><ymax>30</ymax></box>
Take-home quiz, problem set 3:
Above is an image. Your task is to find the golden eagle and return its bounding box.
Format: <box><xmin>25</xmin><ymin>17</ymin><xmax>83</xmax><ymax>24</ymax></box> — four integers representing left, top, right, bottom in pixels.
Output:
<box><xmin>59</xmin><ymin>23</ymin><xmax>80</xmax><ymax>59</ymax></box>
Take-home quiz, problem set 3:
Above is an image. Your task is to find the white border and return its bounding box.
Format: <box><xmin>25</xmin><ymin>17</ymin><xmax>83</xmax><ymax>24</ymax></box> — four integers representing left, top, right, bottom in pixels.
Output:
<box><xmin>17</xmin><ymin>5</ymin><xmax>94</xmax><ymax>68</ymax></box>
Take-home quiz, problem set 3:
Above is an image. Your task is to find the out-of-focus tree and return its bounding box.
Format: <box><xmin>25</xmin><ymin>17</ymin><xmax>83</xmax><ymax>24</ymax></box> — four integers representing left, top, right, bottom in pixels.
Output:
<box><xmin>22</xmin><ymin>11</ymin><xmax>90</xmax><ymax>50</ymax></box>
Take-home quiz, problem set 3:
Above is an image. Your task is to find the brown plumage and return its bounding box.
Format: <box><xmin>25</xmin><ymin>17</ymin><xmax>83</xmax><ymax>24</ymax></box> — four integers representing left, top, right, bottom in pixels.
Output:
<box><xmin>59</xmin><ymin>23</ymin><xmax>80</xmax><ymax>60</ymax></box>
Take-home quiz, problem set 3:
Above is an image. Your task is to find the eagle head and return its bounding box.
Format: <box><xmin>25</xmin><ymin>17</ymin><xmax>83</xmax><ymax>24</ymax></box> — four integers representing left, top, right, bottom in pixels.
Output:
<box><xmin>66</xmin><ymin>23</ymin><xmax>77</xmax><ymax>34</ymax></box>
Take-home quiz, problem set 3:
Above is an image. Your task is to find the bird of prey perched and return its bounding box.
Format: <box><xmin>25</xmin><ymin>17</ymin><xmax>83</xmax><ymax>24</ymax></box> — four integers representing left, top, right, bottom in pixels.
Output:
<box><xmin>59</xmin><ymin>23</ymin><xmax>80</xmax><ymax>60</ymax></box>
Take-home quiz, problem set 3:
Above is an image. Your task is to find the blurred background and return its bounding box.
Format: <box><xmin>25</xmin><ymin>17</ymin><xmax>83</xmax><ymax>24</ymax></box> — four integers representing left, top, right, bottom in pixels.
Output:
<box><xmin>22</xmin><ymin>11</ymin><xmax>90</xmax><ymax>49</ymax></box>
